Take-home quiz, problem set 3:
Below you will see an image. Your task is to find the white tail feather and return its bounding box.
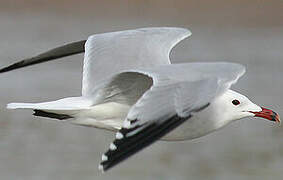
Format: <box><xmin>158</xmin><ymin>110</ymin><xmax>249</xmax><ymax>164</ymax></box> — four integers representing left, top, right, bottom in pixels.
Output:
<box><xmin>7</xmin><ymin>103</ymin><xmax>37</xmax><ymax>109</ymax></box>
<box><xmin>7</xmin><ymin>96</ymin><xmax>93</xmax><ymax>111</ymax></box>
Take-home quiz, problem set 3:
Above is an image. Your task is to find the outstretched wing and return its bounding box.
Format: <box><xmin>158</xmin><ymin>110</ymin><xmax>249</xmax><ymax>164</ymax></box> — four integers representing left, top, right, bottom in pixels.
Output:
<box><xmin>99</xmin><ymin>62</ymin><xmax>245</xmax><ymax>171</ymax></box>
<box><xmin>0</xmin><ymin>40</ymin><xmax>86</xmax><ymax>73</ymax></box>
<box><xmin>0</xmin><ymin>27</ymin><xmax>191</xmax><ymax>97</ymax></box>
<box><xmin>82</xmin><ymin>27</ymin><xmax>191</xmax><ymax>96</ymax></box>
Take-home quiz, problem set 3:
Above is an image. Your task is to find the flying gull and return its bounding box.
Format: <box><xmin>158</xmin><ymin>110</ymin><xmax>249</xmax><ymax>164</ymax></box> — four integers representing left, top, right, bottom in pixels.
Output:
<box><xmin>2</xmin><ymin>27</ymin><xmax>280</xmax><ymax>172</ymax></box>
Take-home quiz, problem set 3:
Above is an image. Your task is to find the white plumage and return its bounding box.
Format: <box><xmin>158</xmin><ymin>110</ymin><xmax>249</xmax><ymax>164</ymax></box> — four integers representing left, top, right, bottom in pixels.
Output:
<box><xmin>6</xmin><ymin>27</ymin><xmax>278</xmax><ymax>172</ymax></box>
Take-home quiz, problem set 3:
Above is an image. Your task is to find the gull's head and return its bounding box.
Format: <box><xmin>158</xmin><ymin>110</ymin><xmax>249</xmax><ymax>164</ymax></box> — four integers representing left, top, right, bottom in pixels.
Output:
<box><xmin>216</xmin><ymin>90</ymin><xmax>280</xmax><ymax>123</ymax></box>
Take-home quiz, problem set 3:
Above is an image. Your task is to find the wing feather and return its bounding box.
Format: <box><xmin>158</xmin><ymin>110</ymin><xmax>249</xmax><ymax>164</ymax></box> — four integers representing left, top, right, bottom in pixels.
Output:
<box><xmin>100</xmin><ymin>114</ymin><xmax>189</xmax><ymax>171</ymax></box>
<box><xmin>0</xmin><ymin>40</ymin><xmax>86</xmax><ymax>73</ymax></box>
<box><xmin>82</xmin><ymin>27</ymin><xmax>191</xmax><ymax>96</ymax></box>
<box><xmin>98</xmin><ymin>62</ymin><xmax>245</xmax><ymax>171</ymax></box>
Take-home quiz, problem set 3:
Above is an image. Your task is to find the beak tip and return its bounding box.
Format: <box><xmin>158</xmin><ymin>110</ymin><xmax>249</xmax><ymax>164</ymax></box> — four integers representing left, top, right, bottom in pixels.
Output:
<box><xmin>275</xmin><ymin>114</ymin><xmax>280</xmax><ymax>124</ymax></box>
<box><xmin>252</xmin><ymin>107</ymin><xmax>280</xmax><ymax>124</ymax></box>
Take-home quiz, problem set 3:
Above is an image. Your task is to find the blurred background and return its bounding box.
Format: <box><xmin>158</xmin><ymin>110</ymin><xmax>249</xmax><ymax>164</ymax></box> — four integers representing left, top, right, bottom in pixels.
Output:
<box><xmin>0</xmin><ymin>0</ymin><xmax>282</xmax><ymax>179</ymax></box>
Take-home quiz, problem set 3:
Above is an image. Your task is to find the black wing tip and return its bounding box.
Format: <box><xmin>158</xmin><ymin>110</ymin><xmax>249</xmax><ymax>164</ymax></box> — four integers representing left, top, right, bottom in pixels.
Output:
<box><xmin>0</xmin><ymin>40</ymin><xmax>87</xmax><ymax>74</ymax></box>
<box><xmin>0</xmin><ymin>61</ymin><xmax>26</xmax><ymax>73</ymax></box>
<box><xmin>0</xmin><ymin>66</ymin><xmax>12</xmax><ymax>73</ymax></box>
<box><xmin>99</xmin><ymin>114</ymin><xmax>191</xmax><ymax>172</ymax></box>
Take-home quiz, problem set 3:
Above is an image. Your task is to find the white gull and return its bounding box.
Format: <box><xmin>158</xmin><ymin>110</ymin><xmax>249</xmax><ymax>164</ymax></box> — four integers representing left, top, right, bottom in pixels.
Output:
<box><xmin>3</xmin><ymin>27</ymin><xmax>280</xmax><ymax>172</ymax></box>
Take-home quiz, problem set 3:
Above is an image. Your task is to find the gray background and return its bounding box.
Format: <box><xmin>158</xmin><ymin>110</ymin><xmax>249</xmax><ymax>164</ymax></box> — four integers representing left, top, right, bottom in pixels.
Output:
<box><xmin>0</xmin><ymin>0</ymin><xmax>282</xmax><ymax>179</ymax></box>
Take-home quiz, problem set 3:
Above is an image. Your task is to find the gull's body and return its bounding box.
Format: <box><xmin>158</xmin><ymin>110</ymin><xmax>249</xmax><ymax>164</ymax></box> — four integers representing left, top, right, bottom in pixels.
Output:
<box><xmin>3</xmin><ymin>27</ymin><xmax>279</xmax><ymax>172</ymax></box>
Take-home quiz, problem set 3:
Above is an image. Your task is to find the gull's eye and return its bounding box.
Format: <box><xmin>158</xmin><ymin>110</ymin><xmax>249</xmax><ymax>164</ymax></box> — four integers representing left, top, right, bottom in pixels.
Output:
<box><xmin>232</xmin><ymin>99</ymin><xmax>240</xmax><ymax>106</ymax></box>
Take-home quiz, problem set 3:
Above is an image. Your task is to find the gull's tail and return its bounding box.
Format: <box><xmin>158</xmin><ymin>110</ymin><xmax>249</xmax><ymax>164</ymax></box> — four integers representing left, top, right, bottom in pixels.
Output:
<box><xmin>7</xmin><ymin>97</ymin><xmax>93</xmax><ymax>120</ymax></box>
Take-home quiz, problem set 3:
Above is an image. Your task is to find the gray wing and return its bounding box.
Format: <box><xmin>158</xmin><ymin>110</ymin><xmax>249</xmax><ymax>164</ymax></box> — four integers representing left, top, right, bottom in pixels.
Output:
<box><xmin>0</xmin><ymin>27</ymin><xmax>191</xmax><ymax>95</ymax></box>
<box><xmin>98</xmin><ymin>62</ymin><xmax>245</xmax><ymax>171</ymax></box>
<box><xmin>0</xmin><ymin>40</ymin><xmax>86</xmax><ymax>73</ymax></box>
<box><xmin>82</xmin><ymin>27</ymin><xmax>191</xmax><ymax>96</ymax></box>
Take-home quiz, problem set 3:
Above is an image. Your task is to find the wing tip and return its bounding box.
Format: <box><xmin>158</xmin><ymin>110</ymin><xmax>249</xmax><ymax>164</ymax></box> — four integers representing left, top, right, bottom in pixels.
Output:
<box><xmin>98</xmin><ymin>164</ymin><xmax>105</xmax><ymax>173</ymax></box>
<box><xmin>0</xmin><ymin>64</ymin><xmax>16</xmax><ymax>73</ymax></box>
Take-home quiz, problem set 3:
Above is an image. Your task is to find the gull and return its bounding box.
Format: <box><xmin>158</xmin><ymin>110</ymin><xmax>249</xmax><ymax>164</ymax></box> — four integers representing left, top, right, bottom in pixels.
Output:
<box><xmin>2</xmin><ymin>27</ymin><xmax>280</xmax><ymax>172</ymax></box>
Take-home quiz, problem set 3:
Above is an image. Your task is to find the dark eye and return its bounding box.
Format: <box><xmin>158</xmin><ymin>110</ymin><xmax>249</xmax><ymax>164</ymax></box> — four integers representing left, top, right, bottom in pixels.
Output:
<box><xmin>232</xmin><ymin>99</ymin><xmax>240</xmax><ymax>106</ymax></box>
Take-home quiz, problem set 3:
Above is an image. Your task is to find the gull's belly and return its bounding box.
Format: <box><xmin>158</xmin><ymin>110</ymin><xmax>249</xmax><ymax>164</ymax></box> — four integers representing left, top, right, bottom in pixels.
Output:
<box><xmin>70</xmin><ymin>102</ymin><xmax>130</xmax><ymax>130</ymax></box>
<box><xmin>162</xmin><ymin>113</ymin><xmax>227</xmax><ymax>141</ymax></box>
<box><xmin>70</xmin><ymin>101</ymin><xmax>229</xmax><ymax>141</ymax></box>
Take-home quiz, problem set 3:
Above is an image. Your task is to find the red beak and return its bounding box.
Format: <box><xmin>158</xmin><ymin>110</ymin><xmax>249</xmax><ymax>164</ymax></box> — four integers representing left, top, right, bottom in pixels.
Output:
<box><xmin>250</xmin><ymin>107</ymin><xmax>280</xmax><ymax>123</ymax></box>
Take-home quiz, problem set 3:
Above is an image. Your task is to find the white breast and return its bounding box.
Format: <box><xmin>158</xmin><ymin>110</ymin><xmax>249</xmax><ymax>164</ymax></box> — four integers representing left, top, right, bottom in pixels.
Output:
<box><xmin>162</xmin><ymin>97</ymin><xmax>232</xmax><ymax>141</ymax></box>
